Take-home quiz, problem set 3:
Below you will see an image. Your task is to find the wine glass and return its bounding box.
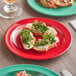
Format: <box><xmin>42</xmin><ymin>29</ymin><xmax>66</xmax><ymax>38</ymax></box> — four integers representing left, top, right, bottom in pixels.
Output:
<box><xmin>0</xmin><ymin>0</ymin><xmax>23</xmax><ymax>19</ymax></box>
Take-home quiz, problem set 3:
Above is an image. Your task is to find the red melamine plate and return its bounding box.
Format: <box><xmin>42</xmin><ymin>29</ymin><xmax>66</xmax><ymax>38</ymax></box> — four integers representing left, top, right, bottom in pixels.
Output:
<box><xmin>5</xmin><ymin>18</ymin><xmax>72</xmax><ymax>60</ymax></box>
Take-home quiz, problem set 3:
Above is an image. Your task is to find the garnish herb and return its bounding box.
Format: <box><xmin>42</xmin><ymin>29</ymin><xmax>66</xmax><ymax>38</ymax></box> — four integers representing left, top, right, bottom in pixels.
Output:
<box><xmin>32</xmin><ymin>20</ymin><xmax>49</xmax><ymax>33</ymax></box>
<box><xmin>20</xmin><ymin>29</ymin><xmax>34</xmax><ymax>47</ymax></box>
<box><xmin>34</xmin><ymin>33</ymin><xmax>56</xmax><ymax>47</ymax></box>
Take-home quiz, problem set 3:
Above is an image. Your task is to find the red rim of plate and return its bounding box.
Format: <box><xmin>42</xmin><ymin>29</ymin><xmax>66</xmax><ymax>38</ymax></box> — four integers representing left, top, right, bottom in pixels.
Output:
<box><xmin>4</xmin><ymin>17</ymin><xmax>72</xmax><ymax>60</ymax></box>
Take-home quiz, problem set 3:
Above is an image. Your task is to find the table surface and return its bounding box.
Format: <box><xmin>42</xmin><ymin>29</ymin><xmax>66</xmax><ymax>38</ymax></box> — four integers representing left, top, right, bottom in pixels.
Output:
<box><xmin>0</xmin><ymin>0</ymin><xmax>76</xmax><ymax>75</ymax></box>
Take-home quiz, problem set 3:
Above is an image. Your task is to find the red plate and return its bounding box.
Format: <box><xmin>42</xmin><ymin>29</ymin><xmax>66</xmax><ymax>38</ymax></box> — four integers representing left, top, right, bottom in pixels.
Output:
<box><xmin>5</xmin><ymin>18</ymin><xmax>72</xmax><ymax>60</ymax></box>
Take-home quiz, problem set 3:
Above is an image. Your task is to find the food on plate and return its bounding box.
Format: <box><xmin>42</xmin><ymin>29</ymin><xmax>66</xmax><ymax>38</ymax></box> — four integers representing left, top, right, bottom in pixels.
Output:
<box><xmin>39</xmin><ymin>0</ymin><xmax>57</xmax><ymax>9</ymax></box>
<box><xmin>45</xmin><ymin>26</ymin><xmax>57</xmax><ymax>35</ymax></box>
<box><xmin>20</xmin><ymin>29</ymin><xmax>35</xmax><ymax>50</ymax></box>
<box><xmin>26</xmin><ymin>20</ymin><xmax>49</xmax><ymax>36</ymax></box>
<box><xmin>33</xmin><ymin>33</ymin><xmax>59</xmax><ymax>52</ymax></box>
<box><xmin>26</xmin><ymin>20</ymin><xmax>57</xmax><ymax>36</ymax></box>
<box><xmin>55</xmin><ymin>0</ymin><xmax>74</xmax><ymax>7</ymax></box>
<box><xmin>39</xmin><ymin>0</ymin><xmax>75</xmax><ymax>8</ymax></box>
<box><xmin>16</xmin><ymin>71</ymin><xmax>31</xmax><ymax>76</ymax></box>
<box><xmin>20</xmin><ymin>20</ymin><xmax>59</xmax><ymax>52</ymax></box>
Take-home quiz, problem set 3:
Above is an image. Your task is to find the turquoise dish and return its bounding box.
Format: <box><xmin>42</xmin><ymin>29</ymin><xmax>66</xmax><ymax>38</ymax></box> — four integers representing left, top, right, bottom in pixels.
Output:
<box><xmin>27</xmin><ymin>0</ymin><xmax>76</xmax><ymax>16</ymax></box>
<box><xmin>0</xmin><ymin>64</ymin><xmax>59</xmax><ymax>76</ymax></box>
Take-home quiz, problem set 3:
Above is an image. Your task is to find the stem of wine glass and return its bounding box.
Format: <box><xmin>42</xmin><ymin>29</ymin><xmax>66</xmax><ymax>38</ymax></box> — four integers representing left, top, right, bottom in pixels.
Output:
<box><xmin>4</xmin><ymin>0</ymin><xmax>17</xmax><ymax>13</ymax></box>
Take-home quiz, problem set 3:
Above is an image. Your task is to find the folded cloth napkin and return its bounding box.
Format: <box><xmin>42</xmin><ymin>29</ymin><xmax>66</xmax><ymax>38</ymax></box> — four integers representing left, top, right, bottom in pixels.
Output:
<box><xmin>69</xmin><ymin>20</ymin><xmax>76</xmax><ymax>31</ymax></box>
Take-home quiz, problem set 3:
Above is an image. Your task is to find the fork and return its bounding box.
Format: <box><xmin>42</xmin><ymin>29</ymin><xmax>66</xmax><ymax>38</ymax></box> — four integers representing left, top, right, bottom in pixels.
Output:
<box><xmin>60</xmin><ymin>70</ymin><xmax>72</xmax><ymax>76</ymax></box>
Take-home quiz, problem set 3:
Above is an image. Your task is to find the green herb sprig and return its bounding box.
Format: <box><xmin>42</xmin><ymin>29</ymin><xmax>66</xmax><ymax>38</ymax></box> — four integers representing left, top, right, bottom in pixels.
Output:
<box><xmin>20</xmin><ymin>29</ymin><xmax>34</xmax><ymax>47</ymax></box>
<box><xmin>32</xmin><ymin>20</ymin><xmax>49</xmax><ymax>33</ymax></box>
<box><xmin>34</xmin><ymin>33</ymin><xmax>56</xmax><ymax>47</ymax></box>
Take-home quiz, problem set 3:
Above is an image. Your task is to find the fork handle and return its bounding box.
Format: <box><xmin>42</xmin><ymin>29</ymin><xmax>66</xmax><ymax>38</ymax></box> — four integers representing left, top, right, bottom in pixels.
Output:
<box><xmin>61</xmin><ymin>70</ymin><xmax>72</xmax><ymax>76</ymax></box>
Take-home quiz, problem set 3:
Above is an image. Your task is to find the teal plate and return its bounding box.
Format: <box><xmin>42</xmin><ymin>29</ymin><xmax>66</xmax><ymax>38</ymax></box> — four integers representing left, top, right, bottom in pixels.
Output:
<box><xmin>0</xmin><ymin>64</ymin><xmax>59</xmax><ymax>76</ymax></box>
<box><xmin>27</xmin><ymin>0</ymin><xmax>76</xmax><ymax>16</ymax></box>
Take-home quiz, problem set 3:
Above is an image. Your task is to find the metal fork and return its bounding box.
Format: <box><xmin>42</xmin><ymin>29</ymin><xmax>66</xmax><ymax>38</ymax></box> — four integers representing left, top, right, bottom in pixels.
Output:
<box><xmin>60</xmin><ymin>70</ymin><xmax>72</xmax><ymax>76</ymax></box>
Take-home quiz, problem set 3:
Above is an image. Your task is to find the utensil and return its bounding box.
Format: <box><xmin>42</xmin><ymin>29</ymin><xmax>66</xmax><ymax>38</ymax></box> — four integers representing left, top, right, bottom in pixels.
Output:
<box><xmin>69</xmin><ymin>20</ymin><xmax>76</xmax><ymax>31</ymax></box>
<box><xmin>61</xmin><ymin>70</ymin><xmax>72</xmax><ymax>76</ymax></box>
